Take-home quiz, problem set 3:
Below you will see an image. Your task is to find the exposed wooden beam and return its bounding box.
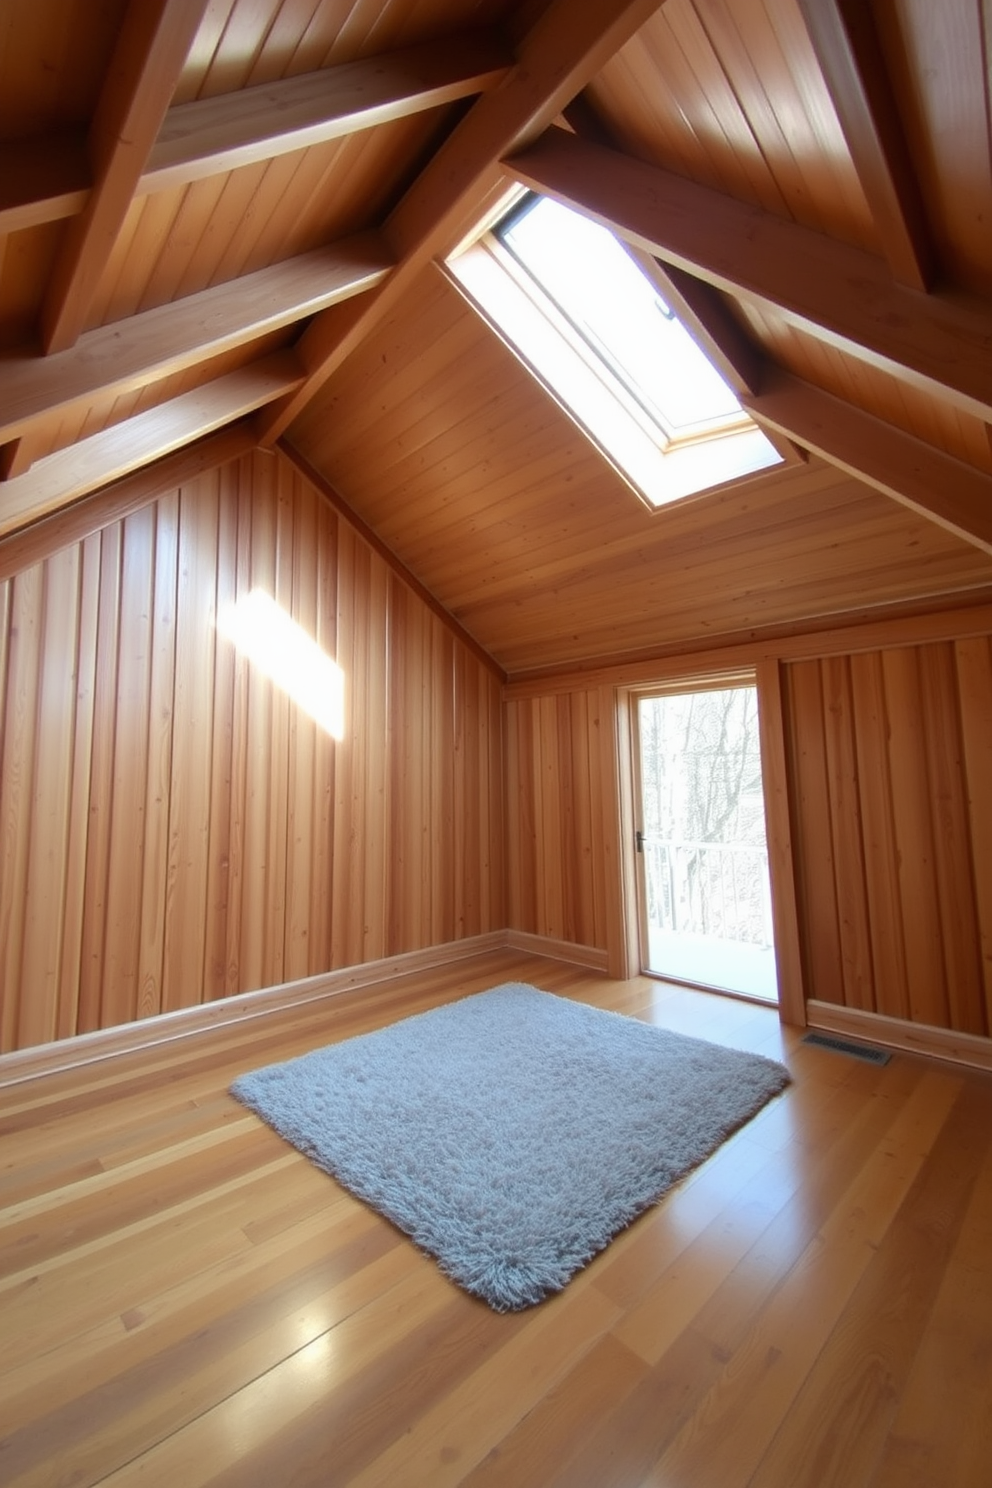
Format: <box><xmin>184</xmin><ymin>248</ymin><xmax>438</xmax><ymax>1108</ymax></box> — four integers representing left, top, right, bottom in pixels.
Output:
<box><xmin>256</xmin><ymin>0</ymin><xmax>668</xmax><ymax>442</ymax></box>
<box><xmin>0</xmin><ymin>438</ymin><xmax>36</xmax><ymax>481</ymax></box>
<box><xmin>0</xmin><ymin>234</ymin><xmax>391</xmax><ymax>446</ymax></box>
<box><xmin>0</xmin><ymin>424</ymin><xmax>256</xmax><ymax>584</ymax></box>
<box><xmin>0</xmin><ymin>353</ymin><xmax>301</xmax><ymax>539</ymax></box>
<box><xmin>745</xmin><ymin>367</ymin><xmax>992</xmax><ymax>557</ymax></box>
<box><xmin>0</xmin><ymin>33</ymin><xmax>510</xmax><ymax>239</ymax></box>
<box><xmin>0</xmin><ymin>131</ymin><xmax>89</xmax><ymax>236</ymax></box>
<box><xmin>796</xmin><ymin>0</ymin><xmax>935</xmax><ymax>290</ymax></box>
<box><xmin>561</xmin><ymin>95</ymin><xmax>764</xmax><ymax>399</ymax></box>
<box><xmin>506</xmin><ymin>127</ymin><xmax>992</xmax><ymax>423</ymax></box>
<box><xmin>40</xmin><ymin>0</ymin><xmax>210</xmax><ymax>354</ymax></box>
<box><xmin>142</xmin><ymin>31</ymin><xmax>512</xmax><ymax>195</ymax></box>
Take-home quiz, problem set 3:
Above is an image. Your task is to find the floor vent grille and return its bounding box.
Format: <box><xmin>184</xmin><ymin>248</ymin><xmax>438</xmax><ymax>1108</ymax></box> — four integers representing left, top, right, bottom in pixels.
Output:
<box><xmin>802</xmin><ymin>1031</ymin><xmax>891</xmax><ymax>1065</ymax></box>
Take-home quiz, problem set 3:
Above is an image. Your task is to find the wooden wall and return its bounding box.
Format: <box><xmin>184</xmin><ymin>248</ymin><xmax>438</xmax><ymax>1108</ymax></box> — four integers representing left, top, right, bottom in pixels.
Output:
<box><xmin>0</xmin><ymin>449</ymin><xmax>504</xmax><ymax>1054</ymax></box>
<box><xmin>783</xmin><ymin>637</ymin><xmax>992</xmax><ymax>1035</ymax></box>
<box><xmin>504</xmin><ymin>686</ymin><xmax>624</xmax><ymax>965</ymax></box>
<box><xmin>505</xmin><ymin>618</ymin><xmax>992</xmax><ymax>1044</ymax></box>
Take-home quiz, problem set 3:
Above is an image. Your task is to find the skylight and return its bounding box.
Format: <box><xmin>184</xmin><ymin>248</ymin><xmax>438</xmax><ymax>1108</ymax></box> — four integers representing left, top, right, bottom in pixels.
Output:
<box><xmin>447</xmin><ymin>192</ymin><xmax>783</xmax><ymax>509</ymax></box>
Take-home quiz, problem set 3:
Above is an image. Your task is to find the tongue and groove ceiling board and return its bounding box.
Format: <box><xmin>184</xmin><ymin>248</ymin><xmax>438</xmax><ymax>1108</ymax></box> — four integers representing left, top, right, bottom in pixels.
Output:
<box><xmin>2</xmin><ymin>0</ymin><xmax>992</xmax><ymax>675</ymax></box>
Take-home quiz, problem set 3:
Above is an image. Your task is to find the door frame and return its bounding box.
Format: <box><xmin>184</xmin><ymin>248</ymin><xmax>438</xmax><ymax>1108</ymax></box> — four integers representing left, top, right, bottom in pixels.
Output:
<box><xmin>616</xmin><ymin>664</ymin><xmax>806</xmax><ymax>1025</ymax></box>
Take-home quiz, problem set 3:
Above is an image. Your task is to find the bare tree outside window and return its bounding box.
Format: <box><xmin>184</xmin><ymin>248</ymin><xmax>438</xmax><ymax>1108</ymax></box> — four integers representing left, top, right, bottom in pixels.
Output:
<box><xmin>638</xmin><ymin>686</ymin><xmax>777</xmax><ymax>999</ymax></box>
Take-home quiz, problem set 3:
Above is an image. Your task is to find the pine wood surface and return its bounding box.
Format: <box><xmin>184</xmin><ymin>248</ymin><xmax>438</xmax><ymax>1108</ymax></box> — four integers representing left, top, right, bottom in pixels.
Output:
<box><xmin>783</xmin><ymin>638</ymin><xmax>991</xmax><ymax>1035</ymax></box>
<box><xmin>2</xmin><ymin>947</ymin><xmax>991</xmax><ymax>1486</ymax></box>
<box><xmin>289</xmin><ymin>269</ymin><xmax>992</xmax><ymax>675</ymax></box>
<box><xmin>0</xmin><ymin>448</ymin><xmax>504</xmax><ymax>1055</ymax></box>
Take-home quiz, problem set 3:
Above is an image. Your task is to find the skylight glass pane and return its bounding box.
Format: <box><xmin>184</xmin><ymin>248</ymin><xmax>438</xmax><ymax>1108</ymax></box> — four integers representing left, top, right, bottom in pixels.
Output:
<box><xmin>499</xmin><ymin>196</ymin><xmax>741</xmax><ymax>435</ymax></box>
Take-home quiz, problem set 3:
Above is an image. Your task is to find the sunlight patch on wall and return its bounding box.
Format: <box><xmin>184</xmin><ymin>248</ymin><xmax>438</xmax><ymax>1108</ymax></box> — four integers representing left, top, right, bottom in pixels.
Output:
<box><xmin>216</xmin><ymin>588</ymin><xmax>345</xmax><ymax>739</ymax></box>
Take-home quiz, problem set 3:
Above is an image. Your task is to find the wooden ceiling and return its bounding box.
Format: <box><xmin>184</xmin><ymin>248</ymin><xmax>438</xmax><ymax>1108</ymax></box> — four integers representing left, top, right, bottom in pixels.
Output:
<box><xmin>2</xmin><ymin>0</ymin><xmax>992</xmax><ymax>676</ymax></box>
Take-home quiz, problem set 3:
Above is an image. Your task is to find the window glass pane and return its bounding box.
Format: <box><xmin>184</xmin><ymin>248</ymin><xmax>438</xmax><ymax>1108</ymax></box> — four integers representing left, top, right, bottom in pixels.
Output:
<box><xmin>499</xmin><ymin>196</ymin><xmax>741</xmax><ymax>435</ymax></box>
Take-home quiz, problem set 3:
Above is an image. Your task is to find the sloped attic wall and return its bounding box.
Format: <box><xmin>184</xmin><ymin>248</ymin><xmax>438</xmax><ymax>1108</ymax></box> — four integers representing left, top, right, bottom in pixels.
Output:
<box><xmin>0</xmin><ymin>449</ymin><xmax>504</xmax><ymax>1054</ymax></box>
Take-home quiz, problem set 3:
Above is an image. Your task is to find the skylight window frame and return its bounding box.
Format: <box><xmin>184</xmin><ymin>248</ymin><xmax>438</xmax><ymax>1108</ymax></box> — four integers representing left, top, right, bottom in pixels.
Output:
<box><xmin>493</xmin><ymin>192</ymin><xmax>753</xmax><ymax>451</ymax></box>
<box><xmin>445</xmin><ymin>190</ymin><xmax>785</xmax><ymax>512</ymax></box>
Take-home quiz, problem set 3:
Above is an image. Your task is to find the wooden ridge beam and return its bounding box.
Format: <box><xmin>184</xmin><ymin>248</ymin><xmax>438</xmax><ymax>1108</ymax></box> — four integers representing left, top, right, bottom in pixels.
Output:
<box><xmin>41</xmin><ymin>0</ymin><xmax>211</xmax><ymax>354</ymax></box>
<box><xmin>0</xmin><ymin>352</ymin><xmax>302</xmax><ymax>539</ymax></box>
<box><xmin>142</xmin><ymin>30</ymin><xmax>512</xmax><ymax>194</ymax></box>
<box><xmin>256</xmin><ymin>0</ymin><xmax>668</xmax><ymax>442</ymax></box>
<box><xmin>506</xmin><ymin>127</ymin><xmax>992</xmax><ymax>423</ymax></box>
<box><xmin>0</xmin><ymin>423</ymin><xmax>257</xmax><ymax>584</ymax></box>
<box><xmin>746</xmin><ymin>367</ymin><xmax>992</xmax><ymax>556</ymax></box>
<box><xmin>796</xmin><ymin>0</ymin><xmax>934</xmax><ymax>290</ymax></box>
<box><xmin>0</xmin><ymin>233</ymin><xmax>391</xmax><ymax>446</ymax></box>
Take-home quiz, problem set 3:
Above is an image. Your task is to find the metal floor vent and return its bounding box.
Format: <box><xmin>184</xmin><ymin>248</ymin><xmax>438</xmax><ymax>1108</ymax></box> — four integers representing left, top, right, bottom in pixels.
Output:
<box><xmin>802</xmin><ymin>1031</ymin><xmax>891</xmax><ymax>1065</ymax></box>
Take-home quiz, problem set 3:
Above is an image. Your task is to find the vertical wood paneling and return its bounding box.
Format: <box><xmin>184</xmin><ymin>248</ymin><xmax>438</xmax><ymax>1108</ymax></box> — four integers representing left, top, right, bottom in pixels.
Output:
<box><xmin>783</xmin><ymin>659</ymin><xmax>845</xmax><ymax>1006</ymax></box>
<box><xmin>101</xmin><ymin>509</ymin><xmax>155</xmax><ymax>1032</ymax></box>
<box><xmin>504</xmin><ymin>687</ymin><xmax>611</xmax><ymax>956</ymax></box>
<box><xmin>919</xmin><ymin>644</ymin><xmax>985</xmax><ymax>1033</ymax></box>
<box><xmin>819</xmin><ymin>656</ymin><xmax>875</xmax><ymax>1011</ymax></box>
<box><xmin>57</xmin><ymin>534</ymin><xmax>101</xmax><ymax>1039</ymax></box>
<box><xmin>77</xmin><ymin>526</ymin><xmax>122</xmax><ymax>1035</ymax></box>
<box><xmin>956</xmin><ymin>637</ymin><xmax>992</xmax><ymax>1026</ymax></box>
<box><xmin>849</xmin><ymin>650</ymin><xmax>910</xmax><ymax>1020</ymax></box>
<box><xmin>18</xmin><ymin>551</ymin><xmax>78</xmax><ymax>1048</ymax></box>
<box><xmin>0</xmin><ymin>448</ymin><xmax>504</xmax><ymax>1053</ymax></box>
<box><xmin>1</xmin><ymin>568</ymin><xmax>42</xmax><ymax>1050</ymax></box>
<box><xmin>783</xmin><ymin>635</ymin><xmax>989</xmax><ymax>1037</ymax></box>
<box><xmin>162</xmin><ymin>481</ymin><xmax>220</xmax><ymax>1012</ymax></box>
<box><xmin>754</xmin><ymin>658</ymin><xmax>805</xmax><ymax>1025</ymax></box>
<box><xmin>880</xmin><ymin>647</ymin><xmax>951</xmax><ymax>1027</ymax></box>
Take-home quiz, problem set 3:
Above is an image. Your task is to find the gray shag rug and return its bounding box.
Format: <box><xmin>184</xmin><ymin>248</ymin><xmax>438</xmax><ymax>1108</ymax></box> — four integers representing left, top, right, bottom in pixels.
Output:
<box><xmin>230</xmin><ymin>982</ymin><xmax>790</xmax><ymax>1310</ymax></box>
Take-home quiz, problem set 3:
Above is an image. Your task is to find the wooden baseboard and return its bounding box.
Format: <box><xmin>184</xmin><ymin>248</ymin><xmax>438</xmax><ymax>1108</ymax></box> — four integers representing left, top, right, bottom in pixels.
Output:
<box><xmin>0</xmin><ymin>933</ymin><xmax>508</xmax><ymax>1089</ymax></box>
<box><xmin>806</xmin><ymin>1001</ymin><xmax>992</xmax><ymax>1074</ymax></box>
<box><xmin>502</xmin><ymin>929</ymin><xmax>610</xmax><ymax>972</ymax></box>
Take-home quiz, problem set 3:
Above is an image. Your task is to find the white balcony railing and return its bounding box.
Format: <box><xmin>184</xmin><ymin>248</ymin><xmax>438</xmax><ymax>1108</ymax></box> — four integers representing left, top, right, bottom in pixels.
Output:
<box><xmin>641</xmin><ymin>837</ymin><xmax>774</xmax><ymax>948</ymax></box>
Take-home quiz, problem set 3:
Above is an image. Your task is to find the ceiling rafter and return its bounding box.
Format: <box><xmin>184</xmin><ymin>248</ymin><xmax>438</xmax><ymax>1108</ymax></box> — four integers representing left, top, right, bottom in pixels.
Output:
<box><xmin>746</xmin><ymin>369</ymin><xmax>992</xmax><ymax>557</ymax></box>
<box><xmin>560</xmin><ymin>96</ymin><xmax>765</xmax><ymax>401</ymax></box>
<box><xmin>143</xmin><ymin>30</ymin><xmax>513</xmax><ymax>194</ymax></box>
<box><xmin>0</xmin><ymin>32</ymin><xmax>513</xmax><ymax>242</ymax></box>
<box><xmin>795</xmin><ymin>0</ymin><xmax>935</xmax><ymax>291</ymax></box>
<box><xmin>0</xmin><ymin>235</ymin><xmax>391</xmax><ymax>447</ymax></box>
<box><xmin>505</xmin><ymin>126</ymin><xmax>992</xmax><ymax>423</ymax></box>
<box><xmin>526</xmin><ymin>101</ymin><xmax>992</xmax><ymax>555</ymax></box>
<box><xmin>0</xmin><ymin>352</ymin><xmax>304</xmax><ymax>540</ymax></box>
<box><xmin>40</xmin><ymin>0</ymin><xmax>212</xmax><ymax>356</ymax></box>
<box><xmin>0</xmin><ymin>425</ymin><xmax>257</xmax><ymax>585</ymax></box>
<box><xmin>255</xmin><ymin>0</ymin><xmax>670</xmax><ymax>443</ymax></box>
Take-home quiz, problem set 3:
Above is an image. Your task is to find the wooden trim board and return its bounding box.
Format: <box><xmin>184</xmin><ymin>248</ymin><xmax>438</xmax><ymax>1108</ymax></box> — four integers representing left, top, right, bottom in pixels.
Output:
<box><xmin>0</xmin><ymin>934</ymin><xmax>505</xmax><ymax>1090</ymax></box>
<box><xmin>807</xmin><ymin>1000</ymin><xmax>992</xmax><ymax>1074</ymax></box>
<box><xmin>502</xmin><ymin>929</ymin><xmax>609</xmax><ymax>971</ymax></box>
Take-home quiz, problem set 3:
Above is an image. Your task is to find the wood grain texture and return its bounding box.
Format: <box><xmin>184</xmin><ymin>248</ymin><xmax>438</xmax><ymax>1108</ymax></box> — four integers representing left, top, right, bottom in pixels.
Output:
<box><xmin>0</xmin><ymin>447</ymin><xmax>503</xmax><ymax>1054</ymax></box>
<box><xmin>504</xmin><ymin>690</ymin><xmax>610</xmax><ymax>958</ymax></box>
<box><xmin>290</xmin><ymin>269</ymin><xmax>992</xmax><ymax>675</ymax></box>
<box><xmin>782</xmin><ymin>637</ymin><xmax>989</xmax><ymax>1034</ymax></box>
<box><xmin>1</xmin><ymin>949</ymin><xmax>990</xmax><ymax>1485</ymax></box>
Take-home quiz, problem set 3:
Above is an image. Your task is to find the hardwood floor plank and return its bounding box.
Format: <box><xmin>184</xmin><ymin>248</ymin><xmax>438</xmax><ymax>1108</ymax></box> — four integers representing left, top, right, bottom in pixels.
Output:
<box><xmin>868</xmin><ymin>1123</ymin><xmax>992</xmax><ymax>1488</ymax></box>
<box><xmin>640</xmin><ymin>1069</ymin><xmax>963</xmax><ymax>1486</ymax></box>
<box><xmin>0</xmin><ymin>951</ymin><xmax>989</xmax><ymax>1486</ymax></box>
<box><xmin>748</xmin><ymin>1079</ymin><xmax>992</xmax><ymax>1487</ymax></box>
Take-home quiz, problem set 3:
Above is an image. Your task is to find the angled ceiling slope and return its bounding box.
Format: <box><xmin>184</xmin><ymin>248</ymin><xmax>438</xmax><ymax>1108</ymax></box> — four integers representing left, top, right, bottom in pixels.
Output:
<box><xmin>1</xmin><ymin>0</ymin><xmax>992</xmax><ymax>671</ymax></box>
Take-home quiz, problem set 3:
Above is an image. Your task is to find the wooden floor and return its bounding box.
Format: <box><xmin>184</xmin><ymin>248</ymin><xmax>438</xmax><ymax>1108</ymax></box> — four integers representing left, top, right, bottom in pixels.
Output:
<box><xmin>2</xmin><ymin>949</ymin><xmax>991</xmax><ymax>1487</ymax></box>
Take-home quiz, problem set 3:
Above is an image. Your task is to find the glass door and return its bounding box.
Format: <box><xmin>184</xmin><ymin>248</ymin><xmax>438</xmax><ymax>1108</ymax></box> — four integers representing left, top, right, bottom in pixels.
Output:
<box><xmin>635</xmin><ymin>683</ymin><xmax>778</xmax><ymax>1002</ymax></box>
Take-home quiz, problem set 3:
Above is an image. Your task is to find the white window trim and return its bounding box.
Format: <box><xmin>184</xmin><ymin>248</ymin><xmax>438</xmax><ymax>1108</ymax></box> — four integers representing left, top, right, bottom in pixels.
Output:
<box><xmin>446</xmin><ymin>227</ymin><xmax>783</xmax><ymax>510</ymax></box>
